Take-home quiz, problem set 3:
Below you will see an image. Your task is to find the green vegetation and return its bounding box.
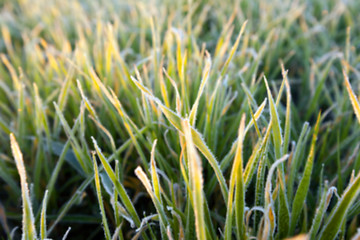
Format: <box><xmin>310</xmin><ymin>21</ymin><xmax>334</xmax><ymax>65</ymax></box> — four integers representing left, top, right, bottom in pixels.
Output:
<box><xmin>1</xmin><ymin>0</ymin><xmax>360</xmax><ymax>239</ymax></box>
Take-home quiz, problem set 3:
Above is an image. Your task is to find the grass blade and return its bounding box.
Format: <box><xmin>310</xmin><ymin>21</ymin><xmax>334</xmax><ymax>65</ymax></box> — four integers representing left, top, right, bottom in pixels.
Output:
<box><xmin>40</xmin><ymin>190</ymin><xmax>48</xmax><ymax>240</ymax></box>
<box><xmin>224</xmin><ymin>114</ymin><xmax>245</xmax><ymax>240</ymax></box>
<box><xmin>282</xmin><ymin>64</ymin><xmax>292</xmax><ymax>154</ymax></box>
<box><xmin>130</xmin><ymin>75</ymin><xmax>228</xmax><ymax>201</ymax></box>
<box><xmin>309</xmin><ymin>185</ymin><xmax>337</xmax><ymax>240</ymax></box>
<box><xmin>150</xmin><ymin>140</ymin><xmax>161</xmax><ymax>201</ymax></box>
<box><xmin>264</xmin><ymin>76</ymin><xmax>283</xmax><ymax>159</ymax></box>
<box><xmin>182</xmin><ymin>119</ymin><xmax>206</xmax><ymax>240</ymax></box>
<box><xmin>92</xmin><ymin>152</ymin><xmax>111</xmax><ymax>240</ymax></box>
<box><xmin>92</xmin><ymin>137</ymin><xmax>141</xmax><ymax>227</ymax></box>
<box><xmin>343</xmin><ymin>69</ymin><xmax>360</xmax><ymax>123</ymax></box>
<box><xmin>10</xmin><ymin>133</ymin><xmax>37</xmax><ymax>240</ymax></box>
<box><xmin>318</xmin><ymin>169</ymin><xmax>360</xmax><ymax>240</ymax></box>
<box><xmin>189</xmin><ymin>51</ymin><xmax>211</xmax><ymax>126</ymax></box>
<box><xmin>220</xmin><ymin>21</ymin><xmax>248</xmax><ymax>78</ymax></box>
<box><xmin>263</xmin><ymin>154</ymin><xmax>289</xmax><ymax>240</ymax></box>
<box><xmin>289</xmin><ymin>113</ymin><xmax>321</xmax><ymax>235</ymax></box>
<box><xmin>134</xmin><ymin>166</ymin><xmax>168</xmax><ymax>238</ymax></box>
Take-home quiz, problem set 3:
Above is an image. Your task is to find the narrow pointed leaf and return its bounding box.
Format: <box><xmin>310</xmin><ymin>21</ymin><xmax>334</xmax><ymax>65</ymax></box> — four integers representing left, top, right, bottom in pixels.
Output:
<box><xmin>289</xmin><ymin>113</ymin><xmax>321</xmax><ymax>234</ymax></box>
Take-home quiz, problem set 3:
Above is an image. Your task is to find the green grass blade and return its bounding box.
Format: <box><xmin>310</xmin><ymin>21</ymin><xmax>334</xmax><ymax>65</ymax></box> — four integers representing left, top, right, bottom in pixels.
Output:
<box><xmin>92</xmin><ymin>137</ymin><xmax>141</xmax><ymax>227</ymax></box>
<box><xmin>289</xmin><ymin>113</ymin><xmax>321</xmax><ymax>235</ymax></box>
<box><xmin>244</xmin><ymin>122</ymin><xmax>272</xmax><ymax>188</ymax></box>
<box><xmin>263</xmin><ymin>154</ymin><xmax>289</xmax><ymax>240</ymax></box>
<box><xmin>54</xmin><ymin>102</ymin><xmax>90</xmax><ymax>174</ymax></box>
<box><xmin>264</xmin><ymin>76</ymin><xmax>283</xmax><ymax>160</ymax></box>
<box><xmin>40</xmin><ymin>190</ymin><xmax>48</xmax><ymax>240</ymax></box>
<box><xmin>318</xmin><ymin>170</ymin><xmax>360</xmax><ymax>240</ymax></box>
<box><xmin>309</xmin><ymin>185</ymin><xmax>337</xmax><ymax>240</ymax></box>
<box><xmin>287</xmin><ymin>122</ymin><xmax>310</xmax><ymax>201</ymax></box>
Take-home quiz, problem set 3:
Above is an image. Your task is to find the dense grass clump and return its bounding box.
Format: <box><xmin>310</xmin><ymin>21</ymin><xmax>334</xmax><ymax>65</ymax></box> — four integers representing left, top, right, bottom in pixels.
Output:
<box><xmin>1</xmin><ymin>0</ymin><xmax>360</xmax><ymax>239</ymax></box>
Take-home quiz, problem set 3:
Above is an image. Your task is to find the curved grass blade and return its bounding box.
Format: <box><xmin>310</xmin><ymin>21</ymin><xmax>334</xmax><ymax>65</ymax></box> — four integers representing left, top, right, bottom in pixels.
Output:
<box><xmin>309</xmin><ymin>185</ymin><xmax>338</xmax><ymax>240</ymax></box>
<box><xmin>318</xmin><ymin>169</ymin><xmax>360</xmax><ymax>240</ymax></box>
<box><xmin>263</xmin><ymin>154</ymin><xmax>289</xmax><ymax>240</ymax></box>
<box><xmin>264</xmin><ymin>76</ymin><xmax>290</xmax><ymax>237</ymax></box>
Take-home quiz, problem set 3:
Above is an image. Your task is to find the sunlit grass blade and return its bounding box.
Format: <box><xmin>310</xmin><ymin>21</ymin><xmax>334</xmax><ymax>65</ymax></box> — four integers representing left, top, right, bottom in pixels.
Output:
<box><xmin>218</xmin><ymin>97</ymin><xmax>267</xmax><ymax>168</ymax></box>
<box><xmin>282</xmin><ymin>64</ymin><xmax>291</xmax><ymax>154</ymax></box>
<box><xmin>88</xmin><ymin>71</ymin><xmax>148</xmax><ymax>168</ymax></box>
<box><xmin>182</xmin><ymin>118</ymin><xmax>206</xmax><ymax>240</ymax></box>
<box><xmin>343</xmin><ymin>69</ymin><xmax>360</xmax><ymax>123</ymax></box>
<box><xmin>92</xmin><ymin>152</ymin><xmax>111</xmax><ymax>240</ymax></box>
<box><xmin>10</xmin><ymin>133</ymin><xmax>37</xmax><ymax>240</ymax></box>
<box><xmin>189</xmin><ymin>51</ymin><xmax>211</xmax><ymax>126</ymax></box>
<box><xmin>150</xmin><ymin>140</ymin><xmax>161</xmax><ymax>201</ymax></box>
<box><xmin>289</xmin><ymin>113</ymin><xmax>321</xmax><ymax>235</ymax></box>
<box><xmin>243</xmin><ymin>122</ymin><xmax>272</xmax><ymax>187</ymax></box>
<box><xmin>220</xmin><ymin>20</ymin><xmax>248</xmax><ymax>78</ymax></box>
<box><xmin>224</xmin><ymin>114</ymin><xmax>245</xmax><ymax>240</ymax></box>
<box><xmin>134</xmin><ymin>166</ymin><xmax>168</xmax><ymax>239</ymax></box>
<box><xmin>244</xmin><ymin>98</ymin><xmax>267</xmax><ymax>134</ymax></box>
<box><xmin>130</xmin><ymin>75</ymin><xmax>228</xmax><ymax>201</ymax></box>
<box><xmin>77</xmin><ymin>79</ymin><xmax>99</xmax><ymax>120</ymax></box>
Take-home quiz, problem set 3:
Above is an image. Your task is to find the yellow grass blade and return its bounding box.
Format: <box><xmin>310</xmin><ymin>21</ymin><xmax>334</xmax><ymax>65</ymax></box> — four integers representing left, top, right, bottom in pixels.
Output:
<box><xmin>10</xmin><ymin>134</ymin><xmax>37</xmax><ymax>240</ymax></box>
<box><xmin>182</xmin><ymin>119</ymin><xmax>206</xmax><ymax>240</ymax></box>
<box><xmin>343</xmin><ymin>69</ymin><xmax>360</xmax><ymax>123</ymax></box>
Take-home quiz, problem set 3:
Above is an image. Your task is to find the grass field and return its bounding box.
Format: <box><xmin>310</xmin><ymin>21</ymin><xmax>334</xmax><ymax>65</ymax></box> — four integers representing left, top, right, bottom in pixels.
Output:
<box><xmin>1</xmin><ymin>0</ymin><xmax>360</xmax><ymax>239</ymax></box>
